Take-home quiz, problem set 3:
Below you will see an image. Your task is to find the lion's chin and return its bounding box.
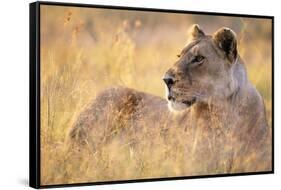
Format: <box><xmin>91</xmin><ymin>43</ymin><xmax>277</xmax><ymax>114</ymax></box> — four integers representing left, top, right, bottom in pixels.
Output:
<box><xmin>168</xmin><ymin>101</ymin><xmax>190</xmax><ymax>112</ymax></box>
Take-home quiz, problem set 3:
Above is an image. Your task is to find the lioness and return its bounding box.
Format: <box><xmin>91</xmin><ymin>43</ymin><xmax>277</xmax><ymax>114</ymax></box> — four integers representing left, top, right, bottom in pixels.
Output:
<box><xmin>68</xmin><ymin>25</ymin><xmax>271</xmax><ymax>174</ymax></box>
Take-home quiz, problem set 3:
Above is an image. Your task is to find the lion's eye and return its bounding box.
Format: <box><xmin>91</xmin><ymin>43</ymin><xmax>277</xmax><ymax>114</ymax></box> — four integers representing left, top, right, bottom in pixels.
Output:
<box><xmin>191</xmin><ymin>55</ymin><xmax>205</xmax><ymax>65</ymax></box>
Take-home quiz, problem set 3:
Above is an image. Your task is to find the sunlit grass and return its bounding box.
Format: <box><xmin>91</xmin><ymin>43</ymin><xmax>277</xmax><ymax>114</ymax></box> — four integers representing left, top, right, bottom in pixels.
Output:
<box><xmin>40</xmin><ymin>5</ymin><xmax>272</xmax><ymax>185</ymax></box>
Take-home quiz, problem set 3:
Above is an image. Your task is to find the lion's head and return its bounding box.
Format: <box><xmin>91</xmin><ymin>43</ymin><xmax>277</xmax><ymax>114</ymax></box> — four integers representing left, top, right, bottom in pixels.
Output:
<box><xmin>163</xmin><ymin>24</ymin><xmax>239</xmax><ymax>111</ymax></box>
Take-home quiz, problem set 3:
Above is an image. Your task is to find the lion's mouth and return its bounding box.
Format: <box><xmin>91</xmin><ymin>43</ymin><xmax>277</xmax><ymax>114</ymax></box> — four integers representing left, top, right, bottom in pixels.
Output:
<box><xmin>167</xmin><ymin>97</ymin><xmax>196</xmax><ymax>112</ymax></box>
<box><xmin>165</xmin><ymin>87</ymin><xmax>197</xmax><ymax>111</ymax></box>
<box><xmin>182</xmin><ymin>97</ymin><xmax>196</xmax><ymax>107</ymax></box>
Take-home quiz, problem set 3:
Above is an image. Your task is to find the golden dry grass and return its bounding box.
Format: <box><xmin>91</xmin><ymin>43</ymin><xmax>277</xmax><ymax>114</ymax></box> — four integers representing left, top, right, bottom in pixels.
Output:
<box><xmin>40</xmin><ymin>5</ymin><xmax>272</xmax><ymax>185</ymax></box>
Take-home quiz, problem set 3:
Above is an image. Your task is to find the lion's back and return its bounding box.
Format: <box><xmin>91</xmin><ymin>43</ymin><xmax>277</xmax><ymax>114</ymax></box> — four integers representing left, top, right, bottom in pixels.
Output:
<box><xmin>67</xmin><ymin>86</ymin><xmax>169</xmax><ymax>149</ymax></box>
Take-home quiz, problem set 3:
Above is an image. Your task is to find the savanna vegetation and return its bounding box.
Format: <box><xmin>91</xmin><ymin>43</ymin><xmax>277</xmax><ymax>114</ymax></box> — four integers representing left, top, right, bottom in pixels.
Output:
<box><xmin>40</xmin><ymin>5</ymin><xmax>272</xmax><ymax>185</ymax></box>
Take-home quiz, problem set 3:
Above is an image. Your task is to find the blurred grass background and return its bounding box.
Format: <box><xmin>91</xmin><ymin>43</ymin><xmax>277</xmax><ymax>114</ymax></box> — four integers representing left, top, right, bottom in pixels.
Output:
<box><xmin>40</xmin><ymin>5</ymin><xmax>272</xmax><ymax>185</ymax></box>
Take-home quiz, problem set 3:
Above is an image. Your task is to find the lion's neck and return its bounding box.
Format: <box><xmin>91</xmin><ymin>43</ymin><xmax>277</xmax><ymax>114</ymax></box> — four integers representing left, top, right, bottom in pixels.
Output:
<box><xmin>220</xmin><ymin>56</ymin><xmax>249</xmax><ymax>106</ymax></box>
<box><xmin>232</xmin><ymin>56</ymin><xmax>248</xmax><ymax>88</ymax></box>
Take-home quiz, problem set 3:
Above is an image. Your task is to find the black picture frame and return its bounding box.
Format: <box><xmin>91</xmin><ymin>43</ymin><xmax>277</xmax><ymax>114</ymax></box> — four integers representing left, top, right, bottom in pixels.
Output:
<box><xmin>29</xmin><ymin>1</ymin><xmax>274</xmax><ymax>188</ymax></box>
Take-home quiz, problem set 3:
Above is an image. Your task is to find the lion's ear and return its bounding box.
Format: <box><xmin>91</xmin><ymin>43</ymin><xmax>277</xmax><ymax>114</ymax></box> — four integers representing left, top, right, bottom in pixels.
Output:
<box><xmin>213</xmin><ymin>27</ymin><xmax>237</xmax><ymax>63</ymax></box>
<box><xmin>190</xmin><ymin>24</ymin><xmax>205</xmax><ymax>39</ymax></box>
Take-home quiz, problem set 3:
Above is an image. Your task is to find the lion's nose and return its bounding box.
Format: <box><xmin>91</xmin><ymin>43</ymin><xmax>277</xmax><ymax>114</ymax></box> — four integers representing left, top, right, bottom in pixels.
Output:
<box><xmin>163</xmin><ymin>75</ymin><xmax>175</xmax><ymax>88</ymax></box>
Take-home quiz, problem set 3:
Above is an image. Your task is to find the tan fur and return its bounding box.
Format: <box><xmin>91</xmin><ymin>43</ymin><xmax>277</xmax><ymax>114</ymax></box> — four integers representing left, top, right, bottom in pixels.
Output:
<box><xmin>68</xmin><ymin>25</ymin><xmax>271</xmax><ymax>173</ymax></box>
